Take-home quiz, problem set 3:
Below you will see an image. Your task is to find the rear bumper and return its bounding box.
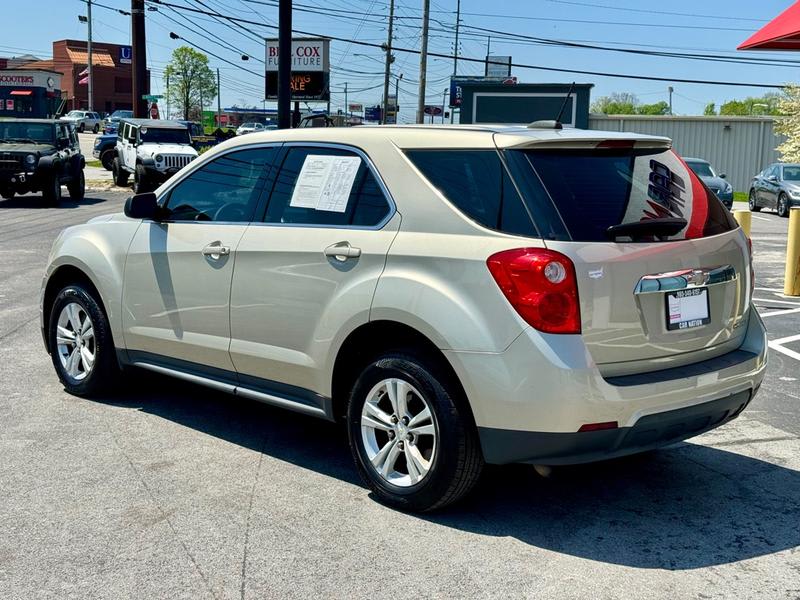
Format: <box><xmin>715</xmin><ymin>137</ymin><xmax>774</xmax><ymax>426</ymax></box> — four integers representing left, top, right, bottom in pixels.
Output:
<box><xmin>445</xmin><ymin>307</ymin><xmax>767</xmax><ymax>465</ymax></box>
<box><xmin>478</xmin><ymin>389</ymin><xmax>752</xmax><ymax>465</ymax></box>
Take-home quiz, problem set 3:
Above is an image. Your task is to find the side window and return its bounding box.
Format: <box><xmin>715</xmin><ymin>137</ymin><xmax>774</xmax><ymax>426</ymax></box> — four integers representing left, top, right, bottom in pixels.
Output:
<box><xmin>405</xmin><ymin>150</ymin><xmax>537</xmax><ymax>237</ymax></box>
<box><xmin>264</xmin><ymin>147</ymin><xmax>391</xmax><ymax>227</ymax></box>
<box><xmin>163</xmin><ymin>147</ymin><xmax>278</xmax><ymax>223</ymax></box>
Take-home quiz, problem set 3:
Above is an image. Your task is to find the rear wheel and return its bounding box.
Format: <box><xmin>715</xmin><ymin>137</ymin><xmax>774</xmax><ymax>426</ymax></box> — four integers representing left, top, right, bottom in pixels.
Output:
<box><xmin>79</xmin><ymin>123</ymin><xmax>85</xmax><ymax>133</ymax></box>
<box><xmin>67</xmin><ymin>169</ymin><xmax>85</xmax><ymax>201</ymax></box>
<box><xmin>92</xmin><ymin>124</ymin><xmax>99</xmax><ymax>134</ymax></box>
<box><xmin>748</xmin><ymin>190</ymin><xmax>761</xmax><ymax>212</ymax></box>
<box><xmin>133</xmin><ymin>164</ymin><xmax>149</xmax><ymax>194</ymax></box>
<box><xmin>347</xmin><ymin>351</ymin><xmax>484</xmax><ymax>512</ymax></box>
<box><xmin>0</xmin><ymin>188</ymin><xmax>13</xmax><ymax>200</ymax></box>
<box><xmin>48</xmin><ymin>284</ymin><xmax>119</xmax><ymax>396</ymax></box>
<box><xmin>42</xmin><ymin>175</ymin><xmax>61</xmax><ymax>205</ymax></box>
<box><xmin>112</xmin><ymin>157</ymin><xmax>129</xmax><ymax>186</ymax></box>
<box><xmin>778</xmin><ymin>193</ymin><xmax>790</xmax><ymax>218</ymax></box>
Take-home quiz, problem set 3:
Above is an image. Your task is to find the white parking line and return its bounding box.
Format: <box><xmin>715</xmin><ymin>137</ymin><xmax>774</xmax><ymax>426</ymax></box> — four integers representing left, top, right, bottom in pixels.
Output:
<box><xmin>753</xmin><ymin>297</ymin><xmax>800</xmax><ymax>306</ymax></box>
<box><xmin>768</xmin><ymin>333</ymin><xmax>800</xmax><ymax>361</ymax></box>
<box><xmin>759</xmin><ymin>307</ymin><xmax>800</xmax><ymax>318</ymax></box>
<box><xmin>751</xmin><ymin>215</ymin><xmax>771</xmax><ymax>221</ymax></box>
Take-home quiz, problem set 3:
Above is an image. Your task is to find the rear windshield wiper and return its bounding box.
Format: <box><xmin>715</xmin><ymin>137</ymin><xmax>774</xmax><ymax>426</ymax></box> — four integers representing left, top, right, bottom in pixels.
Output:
<box><xmin>605</xmin><ymin>217</ymin><xmax>688</xmax><ymax>241</ymax></box>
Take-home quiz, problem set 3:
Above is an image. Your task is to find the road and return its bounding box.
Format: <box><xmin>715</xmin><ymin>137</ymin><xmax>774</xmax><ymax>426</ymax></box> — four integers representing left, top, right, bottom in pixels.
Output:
<box><xmin>0</xmin><ymin>192</ymin><xmax>798</xmax><ymax>599</ymax></box>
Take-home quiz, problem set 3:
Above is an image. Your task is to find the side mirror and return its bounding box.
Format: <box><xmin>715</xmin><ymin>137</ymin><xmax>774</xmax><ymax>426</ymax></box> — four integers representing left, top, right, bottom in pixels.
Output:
<box><xmin>768</xmin><ymin>175</ymin><xmax>778</xmax><ymax>182</ymax></box>
<box><xmin>719</xmin><ymin>173</ymin><xmax>727</xmax><ymax>179</ymax></box>
<box><xmin>124</xmin><ymin>192</ymin><xmax>160</xmax><ymax>220</ymax></box>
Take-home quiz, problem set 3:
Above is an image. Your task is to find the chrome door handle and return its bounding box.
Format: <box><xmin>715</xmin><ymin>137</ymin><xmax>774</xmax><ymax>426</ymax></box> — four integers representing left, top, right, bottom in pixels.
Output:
<box><xmin>202</xmin><ymin>242</ymin><xmax>231</xmax><ymax>259</ymax></box>
<box><xmin>324</xmin><ymin>242</ymin><xmax>362</xmax><ymax>262</ymax></box>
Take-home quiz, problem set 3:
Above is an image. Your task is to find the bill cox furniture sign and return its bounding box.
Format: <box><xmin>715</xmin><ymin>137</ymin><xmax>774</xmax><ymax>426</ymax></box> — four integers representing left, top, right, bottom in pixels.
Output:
<box><xmin>265</xmin><ymin>38</ymin><xmax>330</xmax><ymax>101</ymax></box>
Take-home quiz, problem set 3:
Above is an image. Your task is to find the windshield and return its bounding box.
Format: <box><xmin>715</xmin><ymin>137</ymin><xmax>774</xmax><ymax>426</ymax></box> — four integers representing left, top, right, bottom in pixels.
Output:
<box><xmin>686</xmin><ymin>161</ymin><xmax>715</xmax><ymax>178</ymax></box>
<box><xmin>0</xmin><ymin>122</ymin><xmax>55</xmax><ymax>144</ymax></box>
<box><xmin>509</xmin><ymin>148</ymin><xmax>736</xmax><ymax>242</ymax></box>
<box><xmin>110</xmin><ymin>110</ymin><xmax>133</xmax><ymax>120</ymax></box>
<box><xmin>783</xmin><ymin>166</ymin><xmax>800</xmax><ymax>181</ymax></box>
<box><xmin>66</xmin><ymin>111</ymin><xmax>83</xmax><ymax>118</ymax></box>
<box><xmin>139</xmin><ymin>127</ymin><xmax>190</xmax><ymax>145</ymax></box>
<box><xmin>240</xmin><ymin>123</ymin><xmax>256</xmax><ymax>128</ymax></box>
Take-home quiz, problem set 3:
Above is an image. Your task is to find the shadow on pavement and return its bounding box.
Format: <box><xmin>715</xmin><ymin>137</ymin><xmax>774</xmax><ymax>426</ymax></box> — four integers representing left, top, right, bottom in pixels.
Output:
<box><xmin>0</xmin><ymin>195</ymin><xmax>109</xmax><ymax>209</ymax></box>
<box><xmin>97</xmin><ymin>371</ymin><xmax>800</xmax><ymax>571</ymax></box>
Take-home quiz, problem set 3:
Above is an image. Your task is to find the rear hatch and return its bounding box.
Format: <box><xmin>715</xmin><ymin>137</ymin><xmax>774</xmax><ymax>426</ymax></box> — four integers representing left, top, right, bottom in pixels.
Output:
<box><xmin>502</xmin><ymin>139</ymin><xmax>751</xmax><ymax>376</ymax></box>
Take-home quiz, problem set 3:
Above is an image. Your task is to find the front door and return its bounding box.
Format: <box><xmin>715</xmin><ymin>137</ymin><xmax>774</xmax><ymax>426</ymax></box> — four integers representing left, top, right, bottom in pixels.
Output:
<box><xmin>229</xmin><ymin>145</ymin><xmax>399</xmax><ymax>395</ymax></box>
<box><xmin>122</xmin><ymin>146</ymin><xmax>279</xmax><ymax>372</ymax></box>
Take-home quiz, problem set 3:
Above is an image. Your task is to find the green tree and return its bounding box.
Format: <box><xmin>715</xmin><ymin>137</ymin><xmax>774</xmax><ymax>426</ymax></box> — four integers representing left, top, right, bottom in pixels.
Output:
<box><xmin>591</xmin><ymin>92</ymin><xmax>638</xmax><ymax>114</ymax></box>
<box><xmin>775</xmin><ymin>84</ymin><xmax>800</xmax><ymax>162</ymax></box>
<box><xmin>719</xmin><ymin>93</ymin><xmax>783</xmax><ymax>116</ymax></box>
<box><xmin>703</xmin><ymin>102</ymin><xmax>716</xmax><ymax>116</ymax></box>
<box><xmin>636</xmin><ymin>101</ymin><xmax>670</xmax><ymax>115</ymax></box>
<box><xmin>164</xmin><ymin>46</ymin><xmax>216</xmax><ymax>120</ymax></box>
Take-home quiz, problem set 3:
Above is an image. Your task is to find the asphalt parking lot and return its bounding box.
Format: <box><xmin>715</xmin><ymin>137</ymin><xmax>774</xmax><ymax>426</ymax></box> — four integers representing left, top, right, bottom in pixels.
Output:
<box><xmin>1</xmin><ymin>192</ymin><xmax>799</xmax><ymax>599</ymax></box>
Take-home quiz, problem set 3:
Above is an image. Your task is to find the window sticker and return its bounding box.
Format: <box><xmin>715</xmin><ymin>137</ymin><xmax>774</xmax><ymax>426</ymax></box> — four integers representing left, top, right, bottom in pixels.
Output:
<box><xmin>289</xmin><ymin>154</ymin><xmax>361</xmax><ymax>213</ymax></box>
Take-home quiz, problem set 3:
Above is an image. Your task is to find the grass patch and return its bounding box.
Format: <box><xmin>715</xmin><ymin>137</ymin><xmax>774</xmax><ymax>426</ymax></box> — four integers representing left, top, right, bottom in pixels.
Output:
<box><xmin>734</xmin><ymin>191</ymin><xmax>748</xmax><ymax>203</ymax></box>
<box><xmin>85</xmin><ymin>159</ymin><xmax>103</xmax><ymax>168</ymax></box>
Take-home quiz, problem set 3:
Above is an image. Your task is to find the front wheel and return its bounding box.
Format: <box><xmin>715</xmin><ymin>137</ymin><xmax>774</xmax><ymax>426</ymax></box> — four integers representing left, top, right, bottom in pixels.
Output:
<box><xmin>100</xmin><ymin>150</ymin><xmax>114</xmax><ymax>171</ymax></box>
<box><xmin>133</xmin><ymin>164</ymin><xmax>149</xmax><ymax>194</ymax></box>
<box><xmin>347</xmin><ymin>352</ymin><xmax>484</xmax><ymax>512</ymax></box>
<box><xmin>748</xmin><ymin>190</ymin><xmax>761</xmax><ymax>212</ymax></box>
<box><xmin>79</xmin><ymin>123</ymin><xmax>85</xmax><ymax>133</ymax></box>
<box><xmin>42</xmin><ymin>175</ymin><xmax>61</xmax><ymax>205</ymax></box>
<box><xmin>92</xmin><ymin>124</ymin><xmax>99</xmax><ymax>134</ymax></box>
<box><xmin>48</xmin><ymin>284</ymin><xmax>119</xmax><ymax>396</ymax></box>
<box><xmin>778</xmin><ymin>193</ymin><xmax>790</xmax><ymax>218</ymax></box>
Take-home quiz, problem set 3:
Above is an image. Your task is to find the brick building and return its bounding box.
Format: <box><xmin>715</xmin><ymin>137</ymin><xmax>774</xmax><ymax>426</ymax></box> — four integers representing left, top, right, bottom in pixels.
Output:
<box><xmin>21</xmin><ymin>40</ymin><xmax>149</xmax><ymax>115</ymax></box>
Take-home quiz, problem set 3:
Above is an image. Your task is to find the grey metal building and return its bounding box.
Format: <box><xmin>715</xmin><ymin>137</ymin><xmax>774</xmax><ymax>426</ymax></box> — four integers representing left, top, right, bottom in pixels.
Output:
<box><xmin>588</xmin><ymin>115</ymin><xmax>784</xmax><ymax>193</ymax></box>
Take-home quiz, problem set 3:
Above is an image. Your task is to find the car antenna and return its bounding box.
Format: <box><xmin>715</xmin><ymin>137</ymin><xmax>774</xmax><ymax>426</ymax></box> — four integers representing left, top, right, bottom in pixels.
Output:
<box><xmin>528</xmin><ymin>81</ymin><xmax>575</xmax><ymax>130</ymax></box>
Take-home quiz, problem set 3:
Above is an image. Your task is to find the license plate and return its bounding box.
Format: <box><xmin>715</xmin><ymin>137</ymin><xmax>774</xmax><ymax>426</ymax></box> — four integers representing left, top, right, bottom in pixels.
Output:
<box><xmin>665</xmin><ymin>288</ymin><xmax>710</xmax><ymax>331</ymax></box>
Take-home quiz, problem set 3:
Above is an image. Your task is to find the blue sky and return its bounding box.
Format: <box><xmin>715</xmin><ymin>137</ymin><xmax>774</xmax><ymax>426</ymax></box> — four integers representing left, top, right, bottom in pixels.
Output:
<box><xmin>1</xmin><ymin>0</ymin><xmax>795</xmax><ymax>121</ymax></box>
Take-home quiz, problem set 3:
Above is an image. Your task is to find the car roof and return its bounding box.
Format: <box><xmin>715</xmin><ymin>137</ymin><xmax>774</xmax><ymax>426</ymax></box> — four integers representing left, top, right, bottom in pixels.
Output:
<box><xmin>119</xmin><ymin>118</ymin><xmax>188</xmax><ymax>129</ymax></box>
<box><xmin>215</xmin><ymin>123</ymin><xmax>672</xmax><ymax>152</ymax></box>
<box><xmin>683</xmin><ymin>157</ymin><xmax>709</xmax><ymax>163</ymax></box>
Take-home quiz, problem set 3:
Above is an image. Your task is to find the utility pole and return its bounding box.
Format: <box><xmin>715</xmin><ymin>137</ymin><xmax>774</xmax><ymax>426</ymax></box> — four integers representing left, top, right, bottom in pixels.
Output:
<box><xmin>485</xmin><ymin>36</ymin><xmax>491</xmax><ymax>75</ymax></box>
<box><xmin>131</xmin><ymin>0</ymin><xmax>147</xmax><ymax>118</ymax></box>
<box><xmin>344</xmin><ymin>81</ymin><xmax>348</xmax><ymax>118</ymax></box>
<box><xmin>165</xmin><ymin>72</ymin><xmax>170</xmax><ymax>119</ymax></box>
<box><xmin>216</xmin><ymin>68</ymin><xmax>221</xmax><ymax>128</ymax></box>
<box><xmin>450</xmin><ymin>0</ymin><xmax>460</xmax><ymax>123</ymax></box>
<box><xmin>416</xmin><ymin>0</ymin><xmax>430</xmax><ymax>124</ymax></box>
<box><xmin>668</xmin><ymin>86</ymin><xmax>674</xmax><ymax>115</ymax></box>
<box><xmin>441</xmin><ymin>89</ymin><xmax>447</xmax><ymax>124</ymax></box>
<box><xmin>87</xmin><ymin>0</ymin><xmax>94</xmax><ymax>111</ymax></box>
<box><xmin>278</xmin><ymin>0</ymin><xmax>292</xmax><ymax>128</ymax></box>
<box><xmin>382</xmin><ymin>0</ymin><xmax>395</xmax><ymax>124</ymax></box>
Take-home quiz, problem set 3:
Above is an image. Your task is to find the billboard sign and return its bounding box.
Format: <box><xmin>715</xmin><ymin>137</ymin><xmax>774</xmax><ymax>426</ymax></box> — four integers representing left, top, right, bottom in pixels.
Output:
<box><xmin>485</xmin><ymin>55</ymin><xmax>512</xmax><ymax>78</ymax></box>
<box><xmin>348</xmin><ymin>103</ymin><xmax>363</xmax><ymax>113</ymax></box>
<box><xmin>424</xmin><ymin>105</ymin><xmax>443</xmax><ymax>116</ymax></box>
<box><xmin>364</xmin><ymin>106</ymin><xmax>382</xmax><ymax>121</ymax></box>
<box><xmin>265</xmin><ymin>38</ymin><xmax>330</xmax><ymax>101</ymax></box>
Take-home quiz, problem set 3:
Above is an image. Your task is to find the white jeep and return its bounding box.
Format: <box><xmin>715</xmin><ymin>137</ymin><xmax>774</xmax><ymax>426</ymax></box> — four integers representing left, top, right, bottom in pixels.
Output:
<box><xmin>112</xmin><ymin>119</ymin><xmax>198</xmax><ymax>193</ymax></box>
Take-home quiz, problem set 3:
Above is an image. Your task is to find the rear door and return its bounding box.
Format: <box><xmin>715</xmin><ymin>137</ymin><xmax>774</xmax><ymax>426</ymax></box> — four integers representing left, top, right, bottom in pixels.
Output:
<box><xmin>229</xmin><ymin>144</ymin><xmax>400</xmax><ymax>393</ymax></box>
<box><xmin>505</xmin><ymin>144</ymin><xmax>750</xmax><ymax>376</ymax></box>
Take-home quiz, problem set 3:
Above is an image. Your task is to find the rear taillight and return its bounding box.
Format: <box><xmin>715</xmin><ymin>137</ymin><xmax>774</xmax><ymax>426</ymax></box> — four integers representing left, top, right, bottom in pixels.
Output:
<box><xmin>747</xmin><ymin>237</ymin><xmax>755</xmax><ymax>298</ymax></box>
<box><xmin>487</xmin><ymin>248</ymin><xmax>581</xmax><ymax>334</ymax></box>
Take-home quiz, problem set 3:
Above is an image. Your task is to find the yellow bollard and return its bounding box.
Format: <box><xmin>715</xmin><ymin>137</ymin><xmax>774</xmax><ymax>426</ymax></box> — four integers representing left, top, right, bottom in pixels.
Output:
<box><xmin>733</xmin><ymin>209</ymin><xmax>752</xmax><ymax>238</ymax></box>
<box><xmin>785</xmin><ymin>207</ymin><xmax>800</xmax><ymax>297</ymax></box>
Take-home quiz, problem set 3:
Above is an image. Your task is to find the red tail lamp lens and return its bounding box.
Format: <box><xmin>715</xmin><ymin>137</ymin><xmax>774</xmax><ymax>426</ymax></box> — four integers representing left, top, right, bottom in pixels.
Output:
<box><xmin>578</xmin><ymin>421</ymin><xmax>618</xmax><ymax>432</ymax></box>
<box><xmin>486</xmin><ymin>248</ymin><xmax>581</xmax><ymax>334</ymax></box>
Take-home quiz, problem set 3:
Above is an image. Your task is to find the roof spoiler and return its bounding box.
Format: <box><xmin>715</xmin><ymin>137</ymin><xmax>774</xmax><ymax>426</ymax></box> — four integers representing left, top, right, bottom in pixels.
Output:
<box><xmin>527</xmin><ymin>120</ymin><xmax>563</xmax><ymax>130</ymax></box>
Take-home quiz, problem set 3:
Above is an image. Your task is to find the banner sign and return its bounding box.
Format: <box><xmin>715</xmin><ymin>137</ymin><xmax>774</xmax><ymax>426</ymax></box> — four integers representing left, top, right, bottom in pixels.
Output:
<box><xmin>348</xmin><ymin>103</ymin><xmax>363</xmax><ymax>112</ymax></box>
<box><xmin>119</xmin><ymin>46</ymin><xmax>132</xmax><ymax>65</ymax></box>
<box><xmin>265</xmin><ymin>37</ymin><xmax>330</xmax><ymax>101</ymax></box>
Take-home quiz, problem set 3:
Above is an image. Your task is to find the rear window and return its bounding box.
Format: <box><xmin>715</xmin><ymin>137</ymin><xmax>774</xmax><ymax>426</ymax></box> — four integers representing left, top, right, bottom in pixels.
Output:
<box><xmin>511</xmin><ymin>148</ymin><xmax>737</xmax><ymax>242</ymax></box>
<box><xmin>405</xmin><ymin>150</ymin><xmax>537</xmax><ymax>237</ymax></box>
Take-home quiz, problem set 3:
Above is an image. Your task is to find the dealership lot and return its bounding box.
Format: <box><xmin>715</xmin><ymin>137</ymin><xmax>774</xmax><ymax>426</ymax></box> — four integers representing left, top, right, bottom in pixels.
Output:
<box><xmin>1</xmin><ymin>192</ymin><xmax>799</xmax><ymax>599</ymax></box>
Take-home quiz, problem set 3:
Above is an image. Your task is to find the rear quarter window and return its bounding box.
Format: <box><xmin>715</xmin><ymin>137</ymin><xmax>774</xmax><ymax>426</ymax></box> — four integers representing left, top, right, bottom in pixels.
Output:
<box><xmin>405</xmin><ymin>150</ymin><xmax>537</xmax><ymax>237</ymax></box>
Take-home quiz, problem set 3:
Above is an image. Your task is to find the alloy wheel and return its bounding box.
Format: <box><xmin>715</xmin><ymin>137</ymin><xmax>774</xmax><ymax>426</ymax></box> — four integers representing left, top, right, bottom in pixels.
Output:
<box><xmin>55</xmin><ymin>302</ymin><xmax>95</xmax><ymax>381</ymax></box>
<box><xmin>360</xmin><ymin>378</ymin><xmax>437</xmax><ymax>487</ymax></box>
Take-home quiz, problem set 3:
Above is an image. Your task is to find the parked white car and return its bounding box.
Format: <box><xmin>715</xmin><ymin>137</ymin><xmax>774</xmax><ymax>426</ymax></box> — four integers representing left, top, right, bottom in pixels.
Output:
<box><xmin>62</xmin><ymin>110</ymin><xmax>104</xmax><ymax>133</ymax></box>
<box><xmin>235</xmin><ymin>122</ymin><xmax>265</xmax><ymax>135</ymax></box>
<box><xmin>111</xmin><ymin>119</ymin><xmax>197</xmax><ymax>194</ymax></box>
<box><xmin>41</xmin><ymin>124</ymin><xmax>767</xmax><ymax>511</ymax></box>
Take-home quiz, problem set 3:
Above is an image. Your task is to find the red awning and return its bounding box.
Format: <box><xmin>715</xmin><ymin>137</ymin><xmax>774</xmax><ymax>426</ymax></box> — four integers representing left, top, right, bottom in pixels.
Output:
<box><xmin>739</xmin><ymin>1</ymin><xmax>800</xmax><ymax>50</ymax></box>
<box><xmin>9</xmin><ymin>90</ymin><xmax>32</xmax><ymax>96</ymax></box>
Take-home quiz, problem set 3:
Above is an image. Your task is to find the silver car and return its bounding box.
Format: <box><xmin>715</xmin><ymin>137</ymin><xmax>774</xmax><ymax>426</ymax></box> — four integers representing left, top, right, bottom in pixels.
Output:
<box><xmin>62</xmin><ymin>110</ymin><xmax>104</xmax><ymax>134</ymax></box>
<box><xmin>749</xmin><ymin>162</ymin><xmax>800</xmax><ymax>217</ymax></box>
<box><xmin>40</xmin><ymin>125</ymin><xmax>767</xmax><ymax>511</ymax></box>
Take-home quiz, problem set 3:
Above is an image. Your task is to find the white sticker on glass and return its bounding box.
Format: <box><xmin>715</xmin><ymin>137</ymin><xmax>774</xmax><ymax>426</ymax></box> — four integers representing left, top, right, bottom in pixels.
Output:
<box><xmin>289</xmin><ymin>154</ymin><xmax>361</xmax><ymax>213</ymax></box>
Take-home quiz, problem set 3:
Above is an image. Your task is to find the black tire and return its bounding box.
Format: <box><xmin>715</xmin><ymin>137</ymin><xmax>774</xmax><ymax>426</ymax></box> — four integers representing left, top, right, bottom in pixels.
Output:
<box><xmin>42</xmin><ymin>174</ymin><xmax>61</xmax><ymax>205</ymax></box>
<box><xmin>92</xmin><ymin>124</ymin><xmax>99</xmax><ymax>134</ymax></box>
<box><xmin>748</xmin><ymin>190</ymin><xmax>762</xmax><ymax>212</ymax></box>
<box><xmin>778</xmin><ymin>193</ymin><xmax>790</xmax><ymax>218</ymax></box>
<box><xmin>48</xmin><ymin>284</ymin><xmax>119</xmax><ymax>397</ymax></box>
<box><xmin>346</xmin><ymin>351</ymin><xmax>484</xmax><ymax>512</ymax></box>
<box><xmin>67</xmin><ymin>169</ymin><xmax>85</xmax><ymax>201</ymax></box>
<box><xmin>0</xmin><ymin>188</ymin><xmax>13</xmax><ymax>200</ymax></box>
<box><xmin>133</xmin><ymin>163</ymin><xmax>149</xmax><ymax>194</ymax></box>
<box><xmin>100</xmin><ymin>150</ymin><xmax>115</xmax><ymax>171</ymax></box>
<box><xmin>79</xmin><ymin>123</ymin><xmax>85</xmax><ymax>133</ymax></box>
<box><xmin>112</xmin><ymin>157</ymin><xmax>129</xmax><ymax>186</ymax></box>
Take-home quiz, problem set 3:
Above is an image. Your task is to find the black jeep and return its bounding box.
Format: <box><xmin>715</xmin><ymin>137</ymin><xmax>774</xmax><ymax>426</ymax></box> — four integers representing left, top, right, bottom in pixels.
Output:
<box><xmin>0</xmin><ymin>119</ymin><xmax>85</xmax><ymax>204</ymax></box>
